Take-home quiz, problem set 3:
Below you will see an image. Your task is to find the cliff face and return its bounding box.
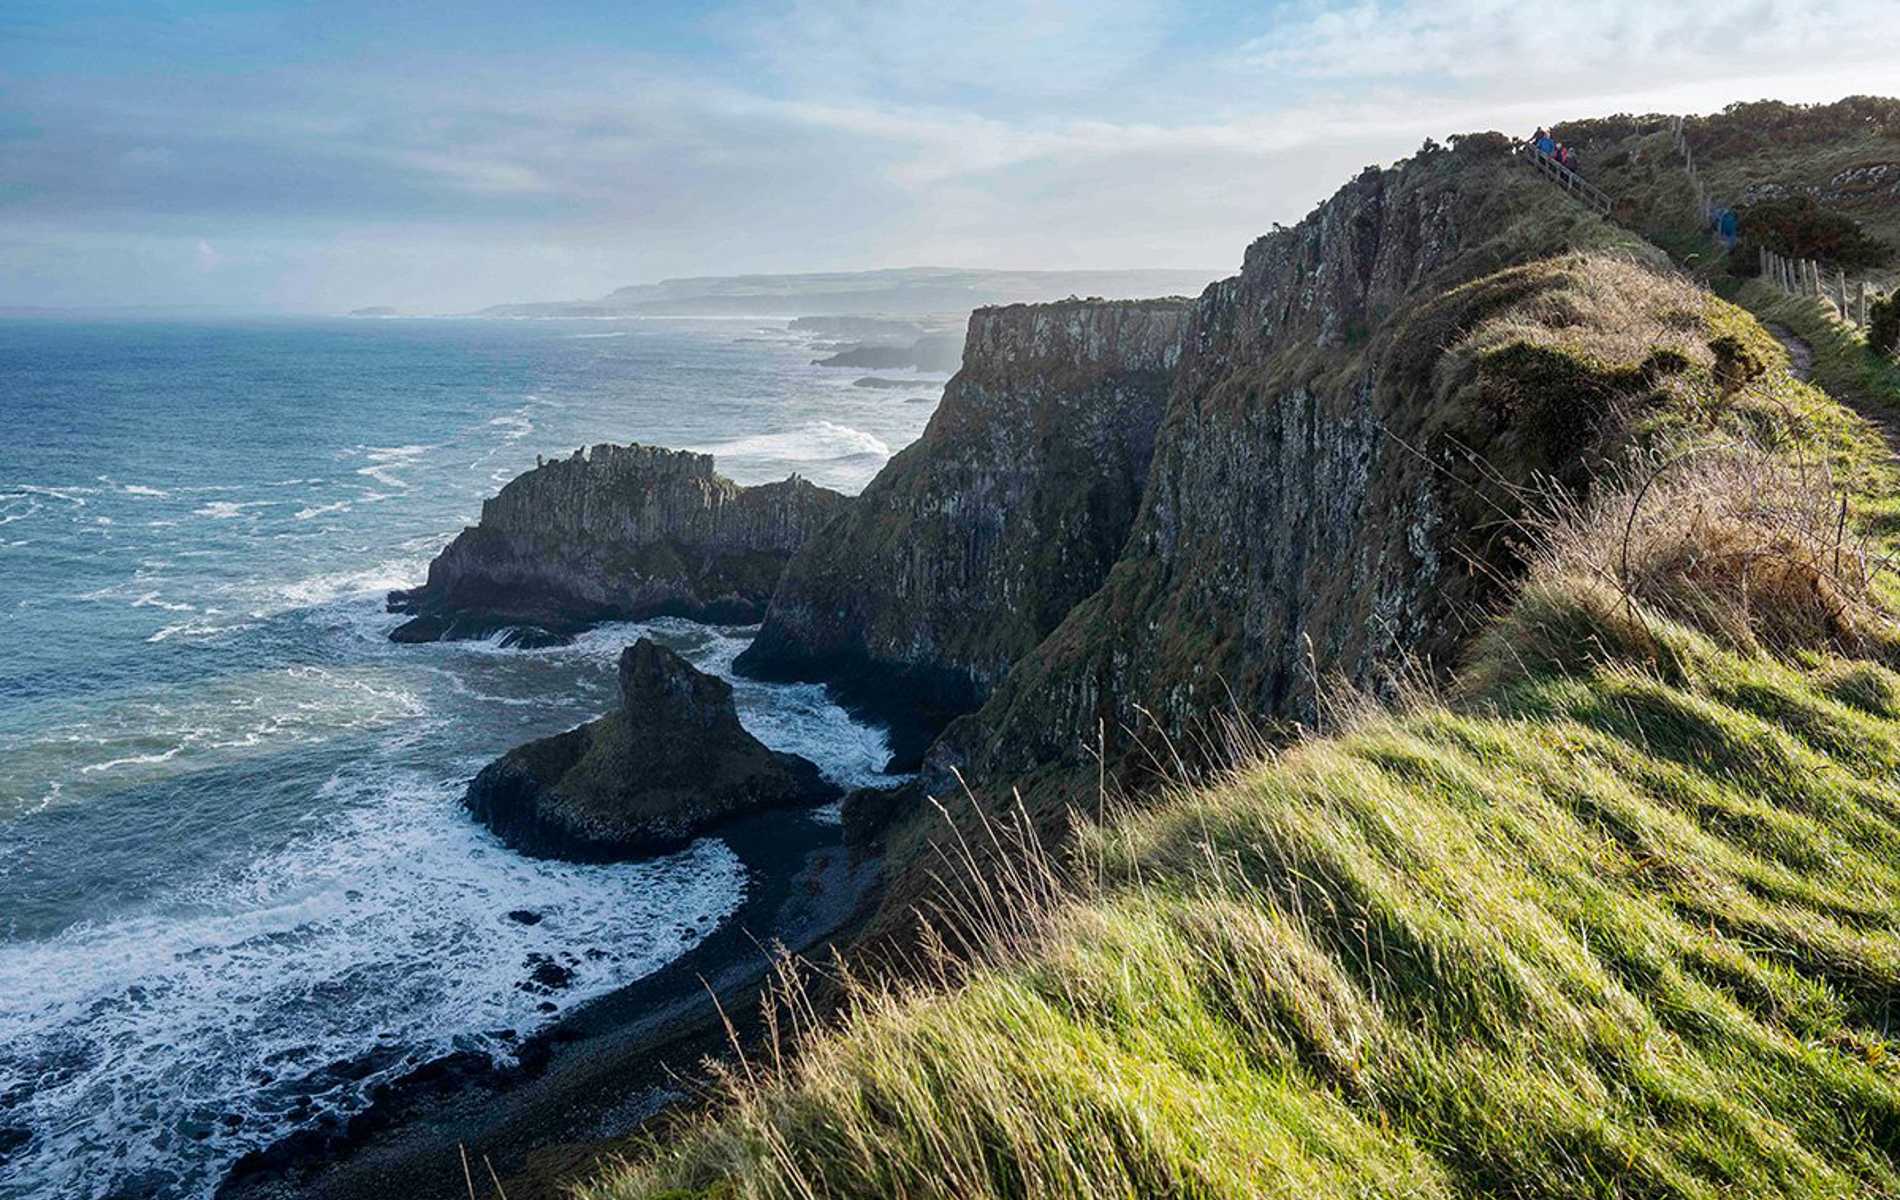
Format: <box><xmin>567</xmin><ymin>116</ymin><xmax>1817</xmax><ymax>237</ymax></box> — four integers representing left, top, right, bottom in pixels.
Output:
<box><xmin>932</xmin><ymin>137</ymin><xmax>1656</xmax><ymax>783</ymax></box>
<box><xmin>736</xmin><ymin>298</ymin><xmax>1189</xmax><ymax>765</ymax></box>
<box><xmin>388</xmin><ymin>444</ymin><xmax>849</xmax><ymax>645</ymax></box>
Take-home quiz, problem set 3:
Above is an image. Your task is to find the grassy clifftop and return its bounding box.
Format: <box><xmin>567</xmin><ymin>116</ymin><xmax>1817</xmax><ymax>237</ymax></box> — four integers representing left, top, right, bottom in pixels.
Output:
<box><xmin>597</xmin><ymin>626</ymin><xmax>1900</xmax><ymax>1198</ymax></box>
<box><xmin>561</xmin><ymin>115</ymin><xmax>1900</xmax><ymax>1200</ymax></box>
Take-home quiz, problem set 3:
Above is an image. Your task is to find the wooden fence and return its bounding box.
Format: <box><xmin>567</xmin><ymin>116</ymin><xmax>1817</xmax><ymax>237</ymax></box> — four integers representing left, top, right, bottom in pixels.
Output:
<box><xmin>1759</xmin><ymin>246</ymin><xmax>1878</xmax><ymax>328</ymax></box>
<box><xmin>1670</xmin><ymin>116</ymin><xmax>1717</xmax><ymax>229</ymax></box>
<box><xmin>1674</xmin><ymin>117</ymin><xmax>1885</xmax><ymax>333</ymax></box>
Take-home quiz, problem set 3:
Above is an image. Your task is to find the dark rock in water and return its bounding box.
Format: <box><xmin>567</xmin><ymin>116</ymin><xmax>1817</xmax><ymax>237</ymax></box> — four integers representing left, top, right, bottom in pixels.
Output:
<box><xmin>0</xmin><ymin>1126</ymin><xmax>29</xmax><ymax>1167</ymax></box>
<box><xmin>505</xmin><ymin>909</ymin><xmax>543</xmax><ymax>926</ymax></box>
<box><xmin>521</xmin><ymin>955</ymin><xmax>574</xmax><ymax>991</ymax></box>
<box><xmin>463</xmin><ymin>638</ymin><xmax>840</xmax><ymax>860</ymax></box>
<box><xmin>851</xmin><ymin>376</ymin><xmax>916</xmax><ymax>389</ymax></box>
<box><xmin>841</xmin><ymin>780</ymin><xmax>925</xmax><ymax>857</ymax></box>
<box><xmin>386</xmin><ymin>443</ymin><xmax>849</xmax><ymax>645</ymax></box>
<box><xmin>387</xmin><ymin>613</ymin><xmax>451</xmax><ymax>643</ymax></box>
<box><xmin>811</xmin><ymin>328</ymin><xmax>965</xmax><ymax>372</ymax></box>
<box><xmin>814</xmin><ymin>344</ymin><xmax>915</xmax><ymax>369</ymax></box>
<box><xmin>907</xmin><ymin>331</ymin><xmax>966</xmax><ymax>372</ymax></box>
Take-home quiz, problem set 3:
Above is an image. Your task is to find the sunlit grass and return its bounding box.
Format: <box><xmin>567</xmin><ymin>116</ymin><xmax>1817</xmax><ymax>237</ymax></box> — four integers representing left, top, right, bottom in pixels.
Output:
<box><xmin>570</xmin><ymin>232</ymin><xmax>1900</xmax><ymax>1200</ymax></box>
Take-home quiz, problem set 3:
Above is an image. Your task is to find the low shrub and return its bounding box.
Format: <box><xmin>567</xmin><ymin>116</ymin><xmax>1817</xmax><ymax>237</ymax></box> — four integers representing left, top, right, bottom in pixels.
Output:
<box><xmin>1498</xmin><ymin>446</ymin><xmax>1891</xmax><ymax>672</ymax></box>
<box><xmin>1734</xmin><ymin>196</ymin><xmax>1895</xmax><ymax>273</ymax></box>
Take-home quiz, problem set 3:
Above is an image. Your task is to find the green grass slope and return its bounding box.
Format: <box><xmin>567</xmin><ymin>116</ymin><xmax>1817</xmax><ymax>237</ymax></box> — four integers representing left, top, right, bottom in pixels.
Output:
<box><xmin>598</xmin><ymin>627</ymin><xmax>1900</xmax><ymax>1199</ymax></box>
<box><xmin>558</xmin><ymin>117</ymin><xmax>1900</xmax><ymax>1200</ymax></box>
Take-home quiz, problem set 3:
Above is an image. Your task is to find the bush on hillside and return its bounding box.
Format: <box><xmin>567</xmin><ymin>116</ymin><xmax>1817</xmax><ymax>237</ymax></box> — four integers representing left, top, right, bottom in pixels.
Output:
<box><xmin>1871</xmin><ymin>291</ymin><xmax>1900</xmax><ymax>359</ymax></box>
<box><xmin>1732</xmin><ymin>197</ymin><xmax>1895</xmax><ymax>274</ymax></box>
<box><xmin>1691</xmin><ymin>96</ymin><xmax>1900</xmax><ymax>158</ymax></box>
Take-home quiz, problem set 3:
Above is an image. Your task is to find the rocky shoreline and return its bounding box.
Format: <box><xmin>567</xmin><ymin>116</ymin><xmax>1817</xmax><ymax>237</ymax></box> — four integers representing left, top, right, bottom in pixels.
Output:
<box><xmin>217</xmin><ymin>802</ymin><xmax>883</xmax><ymax>1200</ymax></box>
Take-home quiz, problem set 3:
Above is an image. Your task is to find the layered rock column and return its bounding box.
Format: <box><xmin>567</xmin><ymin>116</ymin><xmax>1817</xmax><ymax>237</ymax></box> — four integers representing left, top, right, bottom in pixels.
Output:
<box><xmin>736</xmin><ymin>298</ymin><xmax>1191</xmax><ymax>766</ymax></box>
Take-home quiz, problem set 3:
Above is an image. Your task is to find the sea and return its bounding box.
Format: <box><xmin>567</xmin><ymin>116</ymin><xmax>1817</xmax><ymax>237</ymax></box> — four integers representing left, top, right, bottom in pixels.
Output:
<box><xmin>0</xmin><ymin>315</ymin><xmax>946</xmax><ymax>1199</ymax></box>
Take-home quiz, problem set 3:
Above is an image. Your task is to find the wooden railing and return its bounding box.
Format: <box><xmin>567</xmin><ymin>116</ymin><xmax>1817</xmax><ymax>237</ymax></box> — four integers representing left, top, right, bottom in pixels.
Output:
<box><xmin>1673</xmin><ymin>118</ymin><xmax>1875</xmax><ymax>327</ymax></box>
<box><xmin>1519</xmin><ymin>144</ymin><xmax>1613</xmax><ymax>215</ymax></box>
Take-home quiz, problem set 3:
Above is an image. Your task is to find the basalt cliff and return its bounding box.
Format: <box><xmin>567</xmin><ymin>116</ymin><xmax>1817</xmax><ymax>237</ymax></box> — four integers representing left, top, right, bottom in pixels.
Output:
<box><xmin>736</xmin><ymin>297</ymin><xmax>1189</xmax><ymax>766</ymax></box>
<box><xmin>387</xmin><ymin>444</ymin><xmax>848</xmax><ymax>646</ymax></box>
<box><xmin>746</xmin><ymin>134</ymin><xmax>1664</xmax><ymax>791</ymax></box>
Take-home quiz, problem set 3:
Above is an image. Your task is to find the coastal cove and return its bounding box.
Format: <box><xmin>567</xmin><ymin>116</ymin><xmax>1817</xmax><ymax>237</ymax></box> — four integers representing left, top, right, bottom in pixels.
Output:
<box><xmin>0</xmin><ymin>316</ymin><xmax>941</xmax><ymax>1200</ymax></box>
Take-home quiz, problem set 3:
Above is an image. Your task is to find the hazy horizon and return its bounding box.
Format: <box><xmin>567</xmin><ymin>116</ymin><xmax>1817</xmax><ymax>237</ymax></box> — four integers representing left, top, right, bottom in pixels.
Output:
<box><xmin>4</xmin><ymin>0</ymin><xmax>1898</xmax><ymax>314</ymax></box>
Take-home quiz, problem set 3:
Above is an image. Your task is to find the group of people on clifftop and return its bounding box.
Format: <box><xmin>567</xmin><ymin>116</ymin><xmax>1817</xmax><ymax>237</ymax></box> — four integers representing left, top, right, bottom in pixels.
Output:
<box><xmin>1529</xmin><ymin>128</ymin><xmax>1581</xmax><ymax>173</ymax></box>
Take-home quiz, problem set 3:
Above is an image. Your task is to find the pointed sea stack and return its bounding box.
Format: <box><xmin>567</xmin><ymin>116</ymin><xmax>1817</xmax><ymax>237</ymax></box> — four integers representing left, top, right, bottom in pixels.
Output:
<box><xmin>462</xmin><ymin>637</ymin><xmax>839</xmax><ymax>860</ymax></box>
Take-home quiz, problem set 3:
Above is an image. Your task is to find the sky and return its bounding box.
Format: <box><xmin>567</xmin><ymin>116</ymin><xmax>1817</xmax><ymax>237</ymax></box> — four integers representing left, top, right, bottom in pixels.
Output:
<box><xmin>2</xmin><ymin>0</ymin><xmax>1897</xmax><ymax>313</ymax></box>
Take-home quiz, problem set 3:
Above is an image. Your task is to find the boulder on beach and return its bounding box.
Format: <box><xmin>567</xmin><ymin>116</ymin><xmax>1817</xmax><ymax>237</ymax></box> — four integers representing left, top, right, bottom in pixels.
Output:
<box><xmin>463</xmin><ymin>638</ymin><xmax>838</xmax><ymax>859</ymax></box>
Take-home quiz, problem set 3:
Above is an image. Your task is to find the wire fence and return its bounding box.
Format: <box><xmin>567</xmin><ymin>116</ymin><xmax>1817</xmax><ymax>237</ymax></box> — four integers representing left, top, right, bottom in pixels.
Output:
<box><xmin>1758</xmin><ymin>247</ymin><xmax>1880</xmax><ymax>329</ymax></box>
<box><xmin>1671</xmin><ymin>117</ymin><xmax>1886</xmax><ymax>332</ymax></box>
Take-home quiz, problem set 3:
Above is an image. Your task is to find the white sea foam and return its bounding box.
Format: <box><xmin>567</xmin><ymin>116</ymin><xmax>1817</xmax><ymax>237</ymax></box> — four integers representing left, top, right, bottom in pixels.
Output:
<box><xmin>271</xmin><ymin>557</ymin><xmax>425</xmax><ymax>612</ymax></box>
<box><xmin>132</xmin><ymin>590</ymin><xmax>196</xmax><ymax>613</ymax></box>
<box><xmin>293</xmin><ymin>501</ymin><xmax>352</xmax><ymax>521</ymax></box>
<box><xmin>122</xmin><ymin>484</ymin><xmax>170</xmax><ymax>498</ymax></box>
<box><xmin>352</xmin><ymin>444</ymin><xmax>434</xmax><ymax>490</ymax></box>
<box><xmin>690</xmin><ymin>420</ymin><xmax>892</xmax><ymax>465</ymax></box>
<box><xmin>147</xmin><ymin>618</ymin><xmax>258</xmax><ymax>644</ymax></box>
<box><xmin>14</xmin><ymin>485</ymin><xmax>95</xmax><ymax>508</ymax></box>
<box><xmin>193</xmin><ymin>500</ymin><xmax>277</xmax><ymax>520</ymax></box>
<box><xmin>0</xmin><ymin>768</ymin><xmax>746</xmax><ymax>1200</ymax></box>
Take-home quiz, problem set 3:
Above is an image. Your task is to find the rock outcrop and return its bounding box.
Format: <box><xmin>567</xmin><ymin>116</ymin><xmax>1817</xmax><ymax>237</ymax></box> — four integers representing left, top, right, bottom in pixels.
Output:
<box><xmin>936</xmin><ymin>136</ymin><xmax>1661</xmax><ymax>785</ymax></box>
<box><xmin>388</xmin><ymin>444</ymin><xmax>849</xmax><ymax>646</ymax></box>
<box><xmin>736</xmin><ymin>298</ymin><xmax>1190</xmax><ymax>767</ymax></box>
<box><xmin>463</xmin><ymin>637</ymin><xmax>838</xmax><ymax>859</ymax></box>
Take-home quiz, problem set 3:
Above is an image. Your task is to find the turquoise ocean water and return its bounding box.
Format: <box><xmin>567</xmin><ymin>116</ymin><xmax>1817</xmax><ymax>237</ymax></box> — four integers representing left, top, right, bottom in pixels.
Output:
<box><xmin>0</xmin><ymin>316</ymin><xmax>942</xmax><ymax>1198</ymax></box>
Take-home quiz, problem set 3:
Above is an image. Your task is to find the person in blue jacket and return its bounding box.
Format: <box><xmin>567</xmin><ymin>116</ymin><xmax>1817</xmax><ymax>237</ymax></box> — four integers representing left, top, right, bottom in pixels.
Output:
<box><xmin>1534</xmin><ymin>128</ymin><xmax>1556</xmax><ymax>157</ymax></box>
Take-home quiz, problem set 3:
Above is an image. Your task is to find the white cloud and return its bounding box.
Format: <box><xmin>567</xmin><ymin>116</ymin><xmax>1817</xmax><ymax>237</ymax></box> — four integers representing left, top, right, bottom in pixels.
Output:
<box><xmin>5</xmin><ymin>0</ymin><xmax>1898</xmax><ymax>311</ymax></box>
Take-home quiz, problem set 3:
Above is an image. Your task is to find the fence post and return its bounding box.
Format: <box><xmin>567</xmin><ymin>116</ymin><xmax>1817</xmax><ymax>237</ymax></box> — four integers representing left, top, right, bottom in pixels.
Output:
<box><xmin>1857</xmin><ymin>280</ymin><xmax>1870</xmax><ymax>327</ymax></box>
<box><xmin>1838</xmin><ymin>270</ymin><xmax>1851</xmax><ymax>323</ymax></box>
